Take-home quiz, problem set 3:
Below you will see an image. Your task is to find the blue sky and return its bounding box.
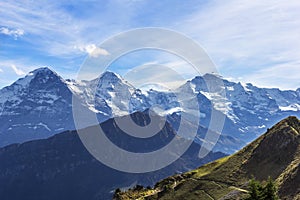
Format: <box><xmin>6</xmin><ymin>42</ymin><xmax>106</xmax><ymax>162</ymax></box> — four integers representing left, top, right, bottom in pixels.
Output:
<box><xmin>0</xmin><ymin>0</ymin><xmax>300</xmax><ymax>90</ymax></box>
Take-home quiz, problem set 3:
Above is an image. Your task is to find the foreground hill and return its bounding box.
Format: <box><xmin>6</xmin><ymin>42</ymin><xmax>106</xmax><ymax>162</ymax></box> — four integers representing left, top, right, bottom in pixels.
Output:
<box><xmin>115</xmin><ymin>116</ymin><xmax>300</xmax><ymax>200</ymax></box>
<box><xmin>0</xmin><ymin>111</ymin><xmax>225</xmax><ymax>200</ymax></box>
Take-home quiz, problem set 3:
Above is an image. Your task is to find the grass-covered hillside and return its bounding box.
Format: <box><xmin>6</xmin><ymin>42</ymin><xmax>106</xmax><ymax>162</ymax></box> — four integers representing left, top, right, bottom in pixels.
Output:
<box><xmin>115</xmin><ymin>116</ymin><xmax>300</xmax><ymax>200</ymax></box>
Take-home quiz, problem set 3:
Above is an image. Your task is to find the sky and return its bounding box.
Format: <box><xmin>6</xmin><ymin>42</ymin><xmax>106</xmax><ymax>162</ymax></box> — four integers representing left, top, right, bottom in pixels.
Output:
<box><xmin>0</xmin><ymin>0</ymin><xmax>300</xmax><ymax>90</ymax></box>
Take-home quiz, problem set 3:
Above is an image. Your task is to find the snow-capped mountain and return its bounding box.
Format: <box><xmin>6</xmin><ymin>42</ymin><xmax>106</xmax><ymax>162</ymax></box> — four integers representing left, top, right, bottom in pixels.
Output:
<box><xmin>67</xmin><ymin>71</ymin><xmax>133</xmax><ymax>117</ymax></box>
<box><xmin>0</xmin><ymin>68</ymin><xmax>76</xmax><ymax>146</ymax></box>
<box><xmin>1</xmin><ymin>67</ymin><xmax>299</xmax><ymax>154</ymax></box>
<box><xmin>180</xmin><ymin>74</ymin><xmax>300</xmax><ymax>142</ymax></box>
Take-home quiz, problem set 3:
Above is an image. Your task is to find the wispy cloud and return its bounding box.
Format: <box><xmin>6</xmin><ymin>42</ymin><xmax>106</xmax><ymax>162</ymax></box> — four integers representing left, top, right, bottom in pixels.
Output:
<box><xmin>0</xmin><ymin>27</ymin><xmax>24</xmax><ymax>39</ymax></box>
<box><xmin>0</xmin><ymin>61</ymin><xmax>30</xmax><ymax>87</ymax></box>
<box><xmin>0</xmin><ymin>0</ymin><xmax>140</xmax><ymax>57</ymax></box>
<box><xmin>0</xmin><ymin>0</ymin><xmax>299</xmax><ymax>90</ymax></box>
<box><xmin>10</xmin><ymin>64</ymin><xmax>26</xmax><ymax>76</ymax></box>
<box><xmin>243</xmin><ymin>61</ymin><xmax>300</xmax><ymax>89</ymax></box>
<box><xmin>177</xmin><ymin>0</ymin><xmax>300</xmax><ymax>89</ymax></box>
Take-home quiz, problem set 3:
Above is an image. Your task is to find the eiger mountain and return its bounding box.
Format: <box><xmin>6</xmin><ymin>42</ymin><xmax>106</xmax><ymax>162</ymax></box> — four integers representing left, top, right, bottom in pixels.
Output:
<box><xmin>1</xmin><ymin>67</ymin><xmax>300</xmax><ymax>153</ymax></box>
<box><xmin>0</xmin><ymin>68</ymin><xmax>75</xmax><ymax>146</ymax></box>
<box><xmin>115</xmin><ymin>116</ymin><xmax>300</xmax><ymax>200</ymax></box>
<box><xmin>0</xmin><ymin>111</ymin><xmax>225</xmax><ymax>200</ymax></box>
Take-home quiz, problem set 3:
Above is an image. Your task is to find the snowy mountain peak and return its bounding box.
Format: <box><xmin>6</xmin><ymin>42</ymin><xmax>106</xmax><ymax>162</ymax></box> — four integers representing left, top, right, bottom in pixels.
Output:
<box><xmin>203</xmin><ymin>73</ymin><xmax>223</xmax><ymax>79</ymax></box>
<box><xmin>30</xmin><ymin>67</ymin><xmax>64</xmax><ymax>82</ymax></box>
<box><xmin>91</xmin><ymin>71</ymin><xmax>132</xmax><ymax>91</ymax></box>
<box><xmin>12</xmin><ymin>67</ymin><xmax>65</xmax><ymax>88</ymax></box>
<box><xmin>98</xmin><ymin>71</ymin><xmax>123</xmax><ymax>82</ymax></box>
<box><xmin>0</xmin><ymin>67</ymin><xmax>75</xmax><ymax>147</ymax></box>
<box><xmin>190</xmin><ymin>74</ymin><xmax>225</xmax><ymax>93</ymax></box>
<box><xmin>29</xmin><ymin>67</ymin><xmax>56</xmax><ymax>75</ymax></box>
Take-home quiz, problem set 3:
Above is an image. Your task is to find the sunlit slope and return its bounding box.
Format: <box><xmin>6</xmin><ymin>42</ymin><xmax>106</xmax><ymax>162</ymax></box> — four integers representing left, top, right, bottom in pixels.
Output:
<box><xmin>115</xmin><ymin>116</ymin><xmax>300</xmax><ymax>200</ymax></box>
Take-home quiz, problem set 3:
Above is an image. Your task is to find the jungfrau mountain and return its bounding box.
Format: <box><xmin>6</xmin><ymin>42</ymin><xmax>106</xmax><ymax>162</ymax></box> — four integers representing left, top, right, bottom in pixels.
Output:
<box><xmin>0</xmin><ymin>67</ymin><xmax>300</xmax><ymax>154</ymax></box>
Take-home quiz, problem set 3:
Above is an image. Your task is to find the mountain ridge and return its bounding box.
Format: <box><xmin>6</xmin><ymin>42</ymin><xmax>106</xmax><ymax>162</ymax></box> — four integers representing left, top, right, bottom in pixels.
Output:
<box><xmin>0</xmin><ymin>111</ymin><xmax>226</xmax><ymax>200</ymax></box>
<box><xmin>114</xmin><ymin>116</ymin><xmax>300</xmax><ymax>200</ymax></box>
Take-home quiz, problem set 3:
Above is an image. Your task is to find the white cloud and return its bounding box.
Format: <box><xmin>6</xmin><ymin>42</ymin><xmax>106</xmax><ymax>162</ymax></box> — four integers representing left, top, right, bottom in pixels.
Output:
<box><xmin>76</xmin><ymin>44</ymin><xmax>110</xmax><ymax>58</ymax></box>
<box><xmin>241</xmin><ymin>61</ymin><xmax>300</xmax><ymax>90</ymax></box>
<box><xmin>10</xmin><ymin>64</ymin><xmax>26</xmax><ymax>76</ymax></box>
<box><xmin>0</xmin><ymin>68</ymin><xmax>3</xmax><ymax>73</ymax></box>
<box><xmin>177</xmin><ymin>0</ymin><xmax>300</xmax><ymax>89</ymax></box>
<box><xmin>0</xmin><ymin>27</ymin><xmax>24</xmax><ymax>39</ymax></box>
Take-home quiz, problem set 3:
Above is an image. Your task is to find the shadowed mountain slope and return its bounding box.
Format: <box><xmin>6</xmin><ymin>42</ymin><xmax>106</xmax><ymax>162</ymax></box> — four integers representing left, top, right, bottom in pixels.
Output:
<box><xmin>0</xmin><ymin>111</ymin><xmax>225</xmax><ymax>200</ymax></box>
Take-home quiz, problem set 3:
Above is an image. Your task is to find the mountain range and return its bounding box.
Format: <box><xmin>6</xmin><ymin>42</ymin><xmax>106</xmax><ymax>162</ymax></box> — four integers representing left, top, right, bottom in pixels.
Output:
<box><xmin>114</xmin><ymin>116</ymin><xmax>300</xmax><ymax>200</ymax></box>
<box><xmin>1</xmin><ymin>67</ymin><xmax>300</xmax><ymax>154</ymax></box>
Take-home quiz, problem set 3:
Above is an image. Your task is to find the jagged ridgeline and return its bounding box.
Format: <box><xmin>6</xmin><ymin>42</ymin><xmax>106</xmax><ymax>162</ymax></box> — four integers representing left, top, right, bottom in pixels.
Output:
<box><xmin>114</xmin><ymin>116</ymin><xmax>300</xmax><ymax>200</ymax></box>
<box><xmin>1</xmin><ymin>67</ymin><xmax>300</xmax><ymax>154</ymax></box>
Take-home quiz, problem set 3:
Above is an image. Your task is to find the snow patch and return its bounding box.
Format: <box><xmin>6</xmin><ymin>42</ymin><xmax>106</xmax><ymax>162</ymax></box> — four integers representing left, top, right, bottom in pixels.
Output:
<box><xmin>227</xmin><ymin>86</ymin><xmax>234</xmax><ymax>91</ymax></box>
<box><xmin>37</xmin><ymin>122</ymin><xmax>51</xmax><ymax>131</ymax></box>
<box><xmin>200</xmin><ymin>91</ymin><xmax>238</xmax><ymax>122</ymax></box>
<box><xmin>279</xmin><ymin>104</ymin><xmax>300</xmax><ymax>111</ymax></box>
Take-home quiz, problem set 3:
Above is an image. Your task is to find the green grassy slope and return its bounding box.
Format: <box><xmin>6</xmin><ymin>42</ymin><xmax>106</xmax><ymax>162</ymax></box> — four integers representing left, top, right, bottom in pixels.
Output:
<box><xmin>115</xmin><ymin>116</ymin><xmax>300</xmax><ymax>200</ymax></box>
